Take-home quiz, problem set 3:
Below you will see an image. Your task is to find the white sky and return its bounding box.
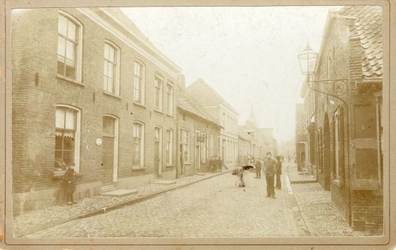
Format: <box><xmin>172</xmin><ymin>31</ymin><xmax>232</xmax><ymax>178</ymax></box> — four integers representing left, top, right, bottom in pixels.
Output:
<box><xmin>121</xmin><ymin>6</ymin><xmax>344</xmax><ymax>143</ymax></box>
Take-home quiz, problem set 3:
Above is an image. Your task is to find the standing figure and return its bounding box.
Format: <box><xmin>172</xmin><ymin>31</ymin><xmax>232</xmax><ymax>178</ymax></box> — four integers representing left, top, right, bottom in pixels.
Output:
<box><xmin>218</xmin><ymin>157</ymin><xmax>226</xmax><ymax>171</ymax></box>
<box><xmin>275</xmin><ymin>156</ymin><xmax>282</xmax><ymax>189</ymax></box>
<box><xmin>264</xmin><ymin>152</ymin><xmax>276</xmax><ymax>198</ymax></box>
<box><xmin>63</xmin><ymin>164</ymin><xmax>77</xmax><ymax>205</ymax></box>
<box><xmin>255</xmin><ymin>159</ymin><xmax>262</xmax><ymax>179</ymax></box>
<box><xmin>232</xmin><ymin>165</ymin><xmax>254</xmax><ymax>187</ymax></box>
<box><xmin>209</xmin><ymin>156</ymin><xmax>217</xmax><ymax>173</ymax></box>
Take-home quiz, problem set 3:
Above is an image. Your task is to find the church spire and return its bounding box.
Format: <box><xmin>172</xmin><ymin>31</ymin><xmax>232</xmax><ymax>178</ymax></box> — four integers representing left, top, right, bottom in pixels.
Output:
<box><xmin>246</xmin><ymin>104</ymin><xmax>258</xmax><ymax>128</ymax></box>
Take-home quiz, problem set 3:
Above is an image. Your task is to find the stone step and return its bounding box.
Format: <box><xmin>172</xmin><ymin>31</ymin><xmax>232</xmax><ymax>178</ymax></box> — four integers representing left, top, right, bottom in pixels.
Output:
<box><xmin>154</xmin><ymin>180</ymin><xmax>177</xmax><ymax>185</ymax></box>
<box><xmin>101</xmin><ymin>184</ymin><xmax>117</xmax><ymax>193</ymax></box>
<box><xmin>101</xmin><ymin>189</ymin><xmax>138</xmax><ymax>197</ymax></box>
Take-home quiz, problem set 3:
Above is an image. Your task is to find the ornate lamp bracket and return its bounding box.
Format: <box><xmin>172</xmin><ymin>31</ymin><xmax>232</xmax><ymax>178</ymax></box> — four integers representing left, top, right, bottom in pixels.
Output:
<box><xmin>307</xmin><ymin>79</ymin><xmax>356</xmax><ymax>107</ymax></box>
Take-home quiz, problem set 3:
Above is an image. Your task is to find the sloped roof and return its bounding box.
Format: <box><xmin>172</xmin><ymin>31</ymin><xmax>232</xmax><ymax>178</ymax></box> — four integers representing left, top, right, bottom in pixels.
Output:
<box><xmin>177</xmin><ymin>86</ymin><xmax>221</xmax><ymax>127</ymax></box>
<box><xmin>186</xmin><ymin>79</ymin><xmax>239</xmax><ymax>115</ymax></box>
<box><xmin>238</xmin><ymin>127</ymin><xmax>253</xmax><ymax>141</ymax></box>
<box><xmin>102</xmin><ymin>8</ymin><xmax>182</xmax><ymax>73</ymax></box>
<box><xmin>338</xmin><ymin>6</ymin><xmax>383</xmax><ymax>79</ymax></box>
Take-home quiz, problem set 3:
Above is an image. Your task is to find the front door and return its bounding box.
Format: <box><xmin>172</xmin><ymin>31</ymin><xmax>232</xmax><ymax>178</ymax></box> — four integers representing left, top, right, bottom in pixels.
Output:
<box><xmin>102</xmin><ymin>136</ymin><xmax>114</xmax><ymax>184</ymax></box>
<box><xmin>102</xmin><ymin>116</ymin><xmax>117</xmax><ymax>185</ymax></box>
<box><xmin>195</xmin><ymin>131</ymin><xmax>200</xmax><ymax>171</ymax></box>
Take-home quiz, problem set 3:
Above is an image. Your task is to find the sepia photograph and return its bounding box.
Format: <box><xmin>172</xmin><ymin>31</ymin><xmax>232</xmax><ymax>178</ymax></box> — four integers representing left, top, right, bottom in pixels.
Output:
<box><xmin>1</xmin><ymin>0</ymin><xmax>395</xmax><ymax>248</ymax></box>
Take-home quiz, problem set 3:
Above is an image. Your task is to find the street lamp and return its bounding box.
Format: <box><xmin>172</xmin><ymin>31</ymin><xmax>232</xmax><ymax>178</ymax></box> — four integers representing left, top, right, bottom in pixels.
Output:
<box><xmin>297</xmin><ymin>43</ymin><xmax>355</xmax><ymax>105</ymax></box>
<box><xmin>298</xmin><ymin>43</ymin><xmax>318</xmax><ymax>77</ymax></box>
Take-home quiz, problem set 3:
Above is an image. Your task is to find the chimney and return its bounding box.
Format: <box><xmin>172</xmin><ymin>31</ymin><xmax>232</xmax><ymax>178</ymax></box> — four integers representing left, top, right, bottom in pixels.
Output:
<box><xmin>177</xmin><ymin>73</ymin><xmax>186</xmax><ymax>89</ymax></box>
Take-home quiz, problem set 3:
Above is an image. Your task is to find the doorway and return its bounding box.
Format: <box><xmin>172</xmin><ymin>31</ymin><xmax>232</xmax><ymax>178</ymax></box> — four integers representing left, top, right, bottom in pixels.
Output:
<box><xmin>323</xmin><ymin>114</ymin><xmax>331</xmax><ymax>190</ymax></box>
<box><xmin>102</xmin><ymin>116</ymin><xmax>118</xmax><ymax>184</ymax></box>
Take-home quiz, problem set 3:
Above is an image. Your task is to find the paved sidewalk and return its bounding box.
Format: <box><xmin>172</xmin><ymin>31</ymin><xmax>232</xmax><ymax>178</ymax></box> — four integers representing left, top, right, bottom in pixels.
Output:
<box><xmin>286</xmin><ymin>162</ymin><xmax>316</xmax><ymax>184</ymax></box>
<box><xmin>14</xmin><ymin>170</ymin><xmax>229</xmax><ymax>237</ymax></box>
<box><xmin>285</xmin><ymin>161</ymin><xmax>354</xmax><ymax>236</ymax></box>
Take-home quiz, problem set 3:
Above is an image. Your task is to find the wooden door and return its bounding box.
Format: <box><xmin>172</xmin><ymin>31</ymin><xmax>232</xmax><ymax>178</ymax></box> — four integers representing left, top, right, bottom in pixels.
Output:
<box><xmin>102</xmin><ymin>136</ymin><xmax>114</xmax><ymax>184</ymax></box>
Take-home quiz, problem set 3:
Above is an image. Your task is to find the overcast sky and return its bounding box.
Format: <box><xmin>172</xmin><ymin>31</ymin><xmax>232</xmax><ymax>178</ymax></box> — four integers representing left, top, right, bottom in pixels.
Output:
<box><xmin>121</xmin><ymin>6</ymin><xmax>343</xmax><ymax>143</ymax></box>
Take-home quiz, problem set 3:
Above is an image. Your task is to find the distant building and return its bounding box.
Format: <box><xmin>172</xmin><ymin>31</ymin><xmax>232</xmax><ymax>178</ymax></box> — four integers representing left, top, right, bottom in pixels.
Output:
<box><xmin>176</xmin><ymin>78</ymin><xmax>221</xmax><ymax>176</ymax></box>
<box><xmin>186</xmin><ymin>79</ymin><xmax>239</xmax><ymax>168</ymax></box>
<box><xmin>12</xmin><ymin>8</ymin><xmax>181</xmax><ymax>214</ymax></box>
<box><xmin>295</xmin><ymin>103</ymin><xmax>306</xmax><ymax>171</ymax></box>
<box><xmin>301</xmin><ymin>6</ymin><xmax>383</xmax><ymax>234</ymax></box>
<box><xmin>238</xmin><ymin>127</ymin><xmax>254</xmax><ymax>165</ymax></box>
<box><xmin>240</xmin><ymin>106</ymin><xmax>277</xmax><ymax>161</ymax></box>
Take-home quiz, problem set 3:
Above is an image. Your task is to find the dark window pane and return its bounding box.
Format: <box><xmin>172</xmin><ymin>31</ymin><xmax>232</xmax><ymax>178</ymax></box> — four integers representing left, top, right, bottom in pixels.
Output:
<box><xmin>57</xmin><ymin>60</ymin><xmax>65</xmax><ymax>75</ymax></box>
<box><xmin>65</xmin><ymin>64</ymin><xmax>76</xmax><ymax>79</ymax></box>
<box><xmin>55</xmin><ymin>135</ymin><xmax>63</xmax><ymax>149</ymax></box>
<box><xmin>63</xmin><ymin>136</ymin><xmax>75</xmax><ymax>150</ymax></box>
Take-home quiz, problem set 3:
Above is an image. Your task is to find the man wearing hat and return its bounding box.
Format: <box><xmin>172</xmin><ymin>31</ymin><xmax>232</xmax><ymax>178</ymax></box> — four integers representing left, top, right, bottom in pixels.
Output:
<box><xmin>264</xmin><ymin>152</ymin><xmax>276</xmax><ymax>198</ymax></box>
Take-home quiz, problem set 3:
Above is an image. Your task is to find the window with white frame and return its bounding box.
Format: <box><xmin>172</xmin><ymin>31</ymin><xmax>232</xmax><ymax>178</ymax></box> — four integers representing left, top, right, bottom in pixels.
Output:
<box><xmin>167</xmin><ymin>83</ymin><xmax>174</xmax><ymax>116</ymax></box>
<box><xmin>103</xmin><ymin>42</ymin><xmax>120</xmax><ymax>95</ymax></box>
<box><xmin>180</xmin><ymin>129</ymin><xmax>190</xmax><ymax>162</ymax></box>
<box><xmin>134</xmin><ymin>60</ymin><xmax>145</xmax><ymax>104</ymax></box>
<box><xmin>55</xmin><ymin>106</ymin><xmax>81</xmax><ymax>171</ymax></box>
<box><xmin>166</xmin><ymin>129</ymin><xmax>173</xmax><ymax>165</ymax></box>
<box><xmin>201</xmin><ymin>133</ymin><xmax>207</xmax><ymax>163</ymax></box>
<box><xmin>57</xmin><ymin>12</ymin><xmax>82</xmax><ymax>81</ymax></box>
<box><xmin>154</xmin><ymin>75</ymin><xmax>163</xmax><ymax>111</ymax></box>
<box><xmin>132</xmin><ymin>122</ymin><xmax>144</xmax><ymax>168</ymax></box>
<box><xmin>210</xmin><ymin>135</ymin><xmax>214</xmax><ymax>157</ymax></box>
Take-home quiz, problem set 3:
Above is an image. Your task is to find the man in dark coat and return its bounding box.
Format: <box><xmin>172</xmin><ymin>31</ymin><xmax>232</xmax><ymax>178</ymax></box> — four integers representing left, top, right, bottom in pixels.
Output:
<box><xmin>275</xmin><ymin>156</ymin><xmax>282</xmax><ymax>189</ymax></box>
<box><xmin>264</xmin><ymin>152</ymin><xmax>276</xmax><ymax>198</ymax></box>
<box><xmin>255</xmin><ymin>159</ymin><xmax>262</xmax><ymax>179</ymax></box>
<box><xmin>63</xmin><ymin>164</ymin><xmax>77</xmax><ymax>205</ymax></box>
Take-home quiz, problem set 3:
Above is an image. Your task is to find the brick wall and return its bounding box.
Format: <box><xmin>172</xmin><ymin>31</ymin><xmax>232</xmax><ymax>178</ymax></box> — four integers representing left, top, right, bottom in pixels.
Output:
<box><xmin>177</xmin><ymin>109</ymin><xmax>220</xmax><ymax>175</ymax></box>
<box><xmin>352</xmin><ymin>191</ymin><xmax>383</xmax><ymax>233</ymax></box>
<box><xmin>312</xmin><ymin>16</ymin><xmax>383</xmax><ymax>232</ymax></box>
<box><xmin>12</xmin><ymin>8</ymin><xmax>179</xmax><ymax>212</ymax></box>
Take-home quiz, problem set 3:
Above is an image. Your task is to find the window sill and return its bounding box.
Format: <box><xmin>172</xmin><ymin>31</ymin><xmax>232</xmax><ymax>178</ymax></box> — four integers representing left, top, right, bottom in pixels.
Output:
<box><xmin>103</xmin><ymin>91</ymin><xmax>121</xmax><ymax>100</ymax></box>
<box><xmin>154</xmin><ymin>109</ymin><xmax>164</xmax><ymax>114</ymax></box>
<box><xmin>166</xmin><ymin>164</ymin><xmax>173</xmax><ymax>168</ymax></box>
<box><xmin>133</xmin><ymin>102</ymin><xmax>147</xmax><ymax>108</ymax></box>
<box><xmin>132</xmin><ymin>166</ymin><xmax>145</xmax><ymax>171</ymax></box>
<box><xmin>56</xmin><ymin>75</ymin><xmax>84</xmax><ymax>87</ymax></box>
<box><xmin>166</xmin><ymin>113</ymin><xmax>174</xmax><ymax>118</ymax></box>
<box><xmin>53</xmin><ymin>170</ymin><xmax>83</xmax><ymax>179</ymax></box>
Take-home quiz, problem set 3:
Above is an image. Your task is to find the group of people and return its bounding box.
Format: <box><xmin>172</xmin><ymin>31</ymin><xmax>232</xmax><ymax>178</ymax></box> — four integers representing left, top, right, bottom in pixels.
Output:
<box><xmin>234</xmin><ymin>152</ymin><xmax>282</xmax><ymax>198</ymax></box>
<box><xmin>209</xmin><ymin>156</ymin><xmax>227</xmax><ymax>173</ymax></box>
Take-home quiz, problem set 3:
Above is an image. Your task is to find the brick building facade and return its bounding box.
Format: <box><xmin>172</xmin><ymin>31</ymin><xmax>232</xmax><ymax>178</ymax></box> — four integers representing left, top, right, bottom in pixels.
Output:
<box><xmin>301</xmin><ymin>6</ymin><xmax>383</xmax><ymax>234</ymax></box>
<box><xmin>176</xmin><ymin>81</ymin><xmax>221</xmax><ymax>176</ymax></box>
<box><xmin>12</xmin><ymin>8</ymin><xmax>182</xmax><ymax>215</ymax></box>
<box><xmin>295</xmin><ymin>103</ymin><xmax>306</xmax><ymax>171</ymax></box>
<box><xmin>186</xmin><ymin>79</ymin><xmax>239</xmax><ymax>169</ymax></box>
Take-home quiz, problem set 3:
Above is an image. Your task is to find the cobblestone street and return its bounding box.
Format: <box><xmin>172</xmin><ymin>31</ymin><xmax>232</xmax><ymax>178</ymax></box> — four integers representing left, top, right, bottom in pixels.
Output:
<box><xmin>25</xmin><ymin>171</ymin><xmax>300</xmax><ymax>238</ymax></box>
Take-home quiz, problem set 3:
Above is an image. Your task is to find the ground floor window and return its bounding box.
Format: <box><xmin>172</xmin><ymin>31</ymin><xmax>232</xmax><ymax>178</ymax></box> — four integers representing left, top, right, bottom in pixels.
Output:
<box><xmin>133</xmin><ymin>122</ymin><xmax>144</xmax><ymax>167</ymax></box>
<box><xmin>166</xmin><ymin>129</ymin><xmax>173</xmax><ymax>165</ymax></box>
<box><xmin>55</xmin><ymin>105</ymin><xmax>80</xmax><ymax>171</ymax></box>
<box><xmin>180</xmin><ymin>129</ymin><xmax>190</xmax><ymax>163</ymax></box>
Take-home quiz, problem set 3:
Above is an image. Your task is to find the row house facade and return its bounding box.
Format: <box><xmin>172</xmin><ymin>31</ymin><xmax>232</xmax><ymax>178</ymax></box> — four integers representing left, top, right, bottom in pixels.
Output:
<box><xmin>186</xmin><ymin>79</ymin><xmax>239</xmax><ymax>168</ymax></box>
<box><xmin>12</xmin><ymin>8</ymin><xmax>182</xmax><ymax>215</ymax></box>
<box><xmin>295</xmin><ymin>103</ymin><xmax>306</xmax><ymax>171</ymax></box>
<box><xmin>301</xmin><ymin>6</ymin><xmax>383</xmax><ymax>233</ymax></box>
<box><xmin>238</xmin><ymin>127</ymin><xmax>256</xmax><ymax>165</ymax></box>
<box><xmin>176</xmin><ymin>81</ymin><xmax>221</xmax><ymax>176</ymax></box>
